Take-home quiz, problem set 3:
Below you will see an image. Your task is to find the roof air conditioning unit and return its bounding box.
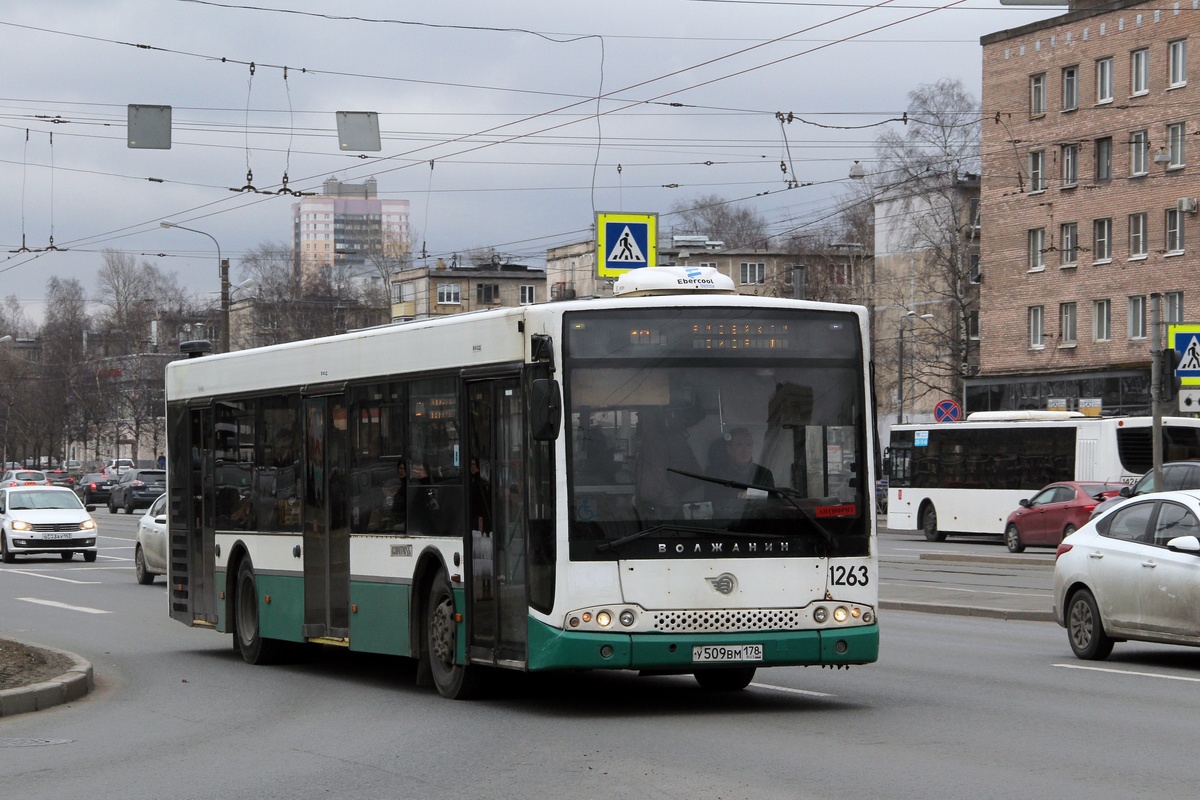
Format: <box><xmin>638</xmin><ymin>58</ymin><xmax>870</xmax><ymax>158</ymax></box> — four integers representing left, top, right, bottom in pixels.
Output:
<box><xmin>1178</xmin><ymin>197</ymin><xmax>1198</xmax><ymax>214</ymax></box>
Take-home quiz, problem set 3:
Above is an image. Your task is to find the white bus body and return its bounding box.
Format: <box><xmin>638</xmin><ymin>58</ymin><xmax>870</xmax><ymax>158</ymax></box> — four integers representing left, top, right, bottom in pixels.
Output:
<box><xmin>886</xmin><ymin>413</ymin><xmax>1200</xmax><ymax>539</ymax></box>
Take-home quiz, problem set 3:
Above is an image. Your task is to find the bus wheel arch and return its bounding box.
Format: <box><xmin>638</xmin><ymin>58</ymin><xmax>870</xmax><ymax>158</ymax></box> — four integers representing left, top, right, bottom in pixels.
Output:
<box><xmin>413</xmin><ymin>551</ymin><xmax>483</xmax><ymax>699</ymax></box>
<box><xmin>920</xmin><ymin>502</ymin><xmax>945</xmax><ymax>542</ymax></box>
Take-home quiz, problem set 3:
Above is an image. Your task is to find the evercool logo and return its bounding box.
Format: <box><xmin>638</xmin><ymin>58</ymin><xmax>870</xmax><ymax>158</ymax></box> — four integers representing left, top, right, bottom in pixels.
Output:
<box><xmin>706</xmin><ymin>573</ymin><xmax>738</xmax><ymax>595</ymax></box>
<box><xmin>676</xmin><ymin>277</ymin><xmax>716</xmax><ymax>286</ymax></box>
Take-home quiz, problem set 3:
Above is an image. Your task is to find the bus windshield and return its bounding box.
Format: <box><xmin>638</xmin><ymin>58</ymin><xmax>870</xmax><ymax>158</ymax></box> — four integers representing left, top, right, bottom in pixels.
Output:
<box><xmin>563</xmin><ymin>307</ymin><xmax>869</xmax><ymax>561</ymax></box>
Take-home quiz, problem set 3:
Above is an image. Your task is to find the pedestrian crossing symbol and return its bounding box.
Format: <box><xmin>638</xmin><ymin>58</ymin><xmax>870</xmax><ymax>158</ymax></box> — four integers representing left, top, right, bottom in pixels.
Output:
<box><xmin>1170</xmin><ymin>325</ymin><xmax>1200</xmax><ymax>385</ymax></box>
<box><xmin>597</xmin><ymin>212</ymin><xmax>657</xmax><ymax>278</ymax></box>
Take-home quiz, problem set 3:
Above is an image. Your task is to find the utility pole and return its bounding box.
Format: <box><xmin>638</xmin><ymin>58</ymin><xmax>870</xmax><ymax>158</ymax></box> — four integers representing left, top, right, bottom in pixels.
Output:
<box><xmin>1151</xmin><ymin>292</ymin><xmax>1164</xmax><ymax>487</ymax></box>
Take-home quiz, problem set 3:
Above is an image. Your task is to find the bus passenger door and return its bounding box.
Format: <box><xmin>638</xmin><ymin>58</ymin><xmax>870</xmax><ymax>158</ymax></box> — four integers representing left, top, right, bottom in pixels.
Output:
<box><xmin>302</xmin><ymin>396</ymin><xmax>350</xmax><ymax>640</ymax></box>
<box><xmin>171</xmin><ymin>405</ymin><xmax>218</xmax><ymax>626</ymax></box>
<box><xmin>466</xmin><ymin>378</ymin><xmax>528</xmax><ymax>666</ymax></box>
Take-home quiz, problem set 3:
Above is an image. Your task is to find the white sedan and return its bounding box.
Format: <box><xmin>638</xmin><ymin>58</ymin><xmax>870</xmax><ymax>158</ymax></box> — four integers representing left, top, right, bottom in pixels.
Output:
<box><xmin>134</xmin><ymin>493</ymin><xmax>168</xmax><ymax>584</ymax></box>
<box><xmin>0</xmin><ymin>486</ymin><xmax>98</xmax><ymax>562</ymax></box>
<box><xmin>1053</xmin><ymin>488</ymin><xmax>1200</xmax><ymax>660</ymax></box>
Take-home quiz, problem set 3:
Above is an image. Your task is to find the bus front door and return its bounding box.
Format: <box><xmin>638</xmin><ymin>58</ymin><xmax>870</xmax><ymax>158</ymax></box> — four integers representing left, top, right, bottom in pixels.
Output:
<box><xmin>301</xmin><ymin>396</ymin><xmax>350</xmax><ymax>641</ymax></box>
<box><xmin>466</xmin><ymin>378</ymin><xmax>528</xmax><ymax>667</ymax></box>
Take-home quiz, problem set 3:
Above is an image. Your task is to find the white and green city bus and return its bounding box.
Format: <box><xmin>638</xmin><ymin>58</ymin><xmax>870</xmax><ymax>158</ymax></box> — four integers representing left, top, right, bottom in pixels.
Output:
<box><xmin>165</xmin><ymin>267</ymin><xmax>879</xmax><ymax>698</ymax></box>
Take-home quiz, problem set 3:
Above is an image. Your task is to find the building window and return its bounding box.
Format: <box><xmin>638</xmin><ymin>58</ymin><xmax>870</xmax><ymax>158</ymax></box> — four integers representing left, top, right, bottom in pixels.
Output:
<box><xmin>1028</xmin><ymin>228</ymin><xmax>1045</xmax><ymax>270</ymax></box>
<box><xmin>1132</xmin><ymin>48</ymin><xmax>1150</xmax><ymax>95</ymax></box>
<box><xmin>1094</xmin><ymin>299</ymin><xmax>1111</xmax><ymax>342</ymax></box>
<box><xmin>968</xmin><ymin>252</ymin><xmax>981</xmax><ymax>284</ymax></box>
<box><xmin>1029</xmin><ymin>306</ymin><xmax>1045</xmax><ymax>348</ymax></box>
<box><xmin>1131</xmin><ymin>130</ymin><xmax>1149</xmax><ymax>175</ymax></box>
<box><xmin>968</xmin><ymin>197</ymin><xmax>981</xmax><ymax>228</ymax></box>
<box><xmin>1166</xmin><ymin>291</ymin><xmax>1185</xmax><ymax>323</ymax></box>
<box><xmin>476</xmin><ymin>283</ymin><xmax>501</xmax><ymax>304</ymax></box>
<box><xmin>1093</xmin><ymin>218</ymin><xmax>1112</xmax><ymax>262</ymax></box>
<box><xmin>436</xmin><ymin>283</ymin><xmax>461</xmax><ymax>305</ymax></box>
<box><xmin>1166</xmin><ymin>208</ymin><xmax>1184</xmax><ymax>253</ymax></box>
<box><xmin>1030</xmin><ymin>73</ymin><xmax>1046</xmax><ymax>115</ymax></box>
<box><xmin>1061</xmin><ymin>144</ymin><xmax>1078</xmax><ymax>187</ymax></box>
<box><xmin>1095</xmin><ymin>137</ymin><xmax>1113</xmax><ymax>181</ymax></box>
<box><xmin>1060</xmin><ymin>303</ymin><xmax>1077</xmax><ymax>345</ymax></box>
<box><xmin>966</xmin><ymin>309</ymin><xmax>980</xmax><ymax>341</ymax></box>
<box><xmin>1062</xmin><ymin>65</ymin><xmax>1079</xmax><ymax>110</ymax></box>
<box><xmin>830</xmin><ymin>263</ymin><xmax>852</xmax><ymax>285</ymax></box>
<box><xmin>519</xmin><ymin>285</ymin><xmax>536</xmax><ymax>305</ymax></box>
<box><xmin>1130</xmin><ymin>212</ymin><xmax>1148</xmax><ymax>257</ymax></box>
<box><xmin>739</xmin><ymin>262</ymin><xmax>765</xmax><ymax>285</ymax></box>
<box><xmin>1060</xmin><ymin>223</ymin><xmax>1078</xmax><ymax>266</ymax></box>
<box><xmin>1029</xmin><ymin>150</ymin><xmax>1045</xmax><ymax>191</ymax></box>
<box><xmin>1168</xmin><ymin>121</ymin><xmax>1186</xmax><ymax>167</ymax></box>
<box><xmin>1096</xmin><ymin>57</ymin><xmax>1114</xmax><ymax>103</ymax></box>
<box><xmin>1170</xmin><ymin>39</ymin><xmax>1188</xmax><ymax>87</ymax></box>
<box><xmin>1129</xmin><ymin>296</ymin><xmax>1147</xmax><ymax>339</ymax></box>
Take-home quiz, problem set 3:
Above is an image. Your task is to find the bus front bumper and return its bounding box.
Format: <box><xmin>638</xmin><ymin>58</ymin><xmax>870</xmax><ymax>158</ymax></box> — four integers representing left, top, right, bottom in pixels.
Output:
<box><xmin>526</xmin><ymin>618</ymin><xmax>879</xmax><ymax>672</ymax></box>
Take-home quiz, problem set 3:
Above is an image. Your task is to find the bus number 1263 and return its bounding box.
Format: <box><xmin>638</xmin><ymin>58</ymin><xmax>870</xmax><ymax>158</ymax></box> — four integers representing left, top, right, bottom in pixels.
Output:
<box><xmin>829</xmin><ymin>565</ymin><xmax>869</xmax><ymax>586</ymax></box>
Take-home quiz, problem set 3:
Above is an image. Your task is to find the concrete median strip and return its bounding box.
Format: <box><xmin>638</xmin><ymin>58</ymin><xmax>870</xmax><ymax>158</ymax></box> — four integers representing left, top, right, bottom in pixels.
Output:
<box><xmin>0</xmin><ymin>641</ymin><xmax>94</xmax><ymax>718</ymax></box>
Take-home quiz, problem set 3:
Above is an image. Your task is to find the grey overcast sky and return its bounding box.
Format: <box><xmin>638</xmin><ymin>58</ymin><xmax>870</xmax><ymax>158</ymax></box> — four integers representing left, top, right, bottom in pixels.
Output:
<box><xmin>0</xmin><ymin>0</ymin><xmax>1057</xmax><ymax>323</ymax></box>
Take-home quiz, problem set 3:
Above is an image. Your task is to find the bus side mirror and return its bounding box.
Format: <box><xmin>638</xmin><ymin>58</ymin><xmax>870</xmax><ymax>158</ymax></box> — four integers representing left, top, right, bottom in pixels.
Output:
<box><xmin>530</xmin><ymin>378</ymin><xmax>562</xmax><ymax>441</ymax></box>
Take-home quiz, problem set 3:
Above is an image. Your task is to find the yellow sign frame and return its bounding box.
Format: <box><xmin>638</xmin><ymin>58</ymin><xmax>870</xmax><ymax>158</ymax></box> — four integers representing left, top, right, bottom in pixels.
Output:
<box><xmin>596</xmin><ymin>212</ymin><xmax>657</xmax><ymax>278</ymax></box>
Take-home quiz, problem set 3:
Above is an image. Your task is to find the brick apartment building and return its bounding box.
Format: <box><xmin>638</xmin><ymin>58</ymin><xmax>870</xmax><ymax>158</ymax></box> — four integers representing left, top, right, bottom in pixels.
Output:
<box><xmin>975</xmin><ymin>0</ymin><xmax>1197</xmax><ymax>416</ymax></box>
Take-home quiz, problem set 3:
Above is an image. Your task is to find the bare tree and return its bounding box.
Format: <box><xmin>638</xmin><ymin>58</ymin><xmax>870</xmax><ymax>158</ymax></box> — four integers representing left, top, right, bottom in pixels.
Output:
<box><xmin>874</xmin><ymin>78</ymin><xmax>981</xmax><ymax>413</ymax></box>
<box><xmin>667</xmin><ymin>194</ymin><xmax>770</xmax><ymax>249</ymax></box>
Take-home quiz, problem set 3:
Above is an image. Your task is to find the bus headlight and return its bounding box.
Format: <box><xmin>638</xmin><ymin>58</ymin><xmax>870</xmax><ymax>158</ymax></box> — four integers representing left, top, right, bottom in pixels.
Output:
<box><xmin>596</xmin><ymin>610</ymin><xmax>613</xmax><ymax>628</ymax></box>
<box><xmin>833</xmin><ymin>606</ymin><xmax>850</xmax><ymax>623</ymax></box>
<box><xmin>619</xmin><ymin>609</ymin><xmax>637</xmax><ymax>627</ymax></box>
<box><xmin>813</xmin><ymin>607</ymin><xmax>829</xmax><ymax>623</ymax></box>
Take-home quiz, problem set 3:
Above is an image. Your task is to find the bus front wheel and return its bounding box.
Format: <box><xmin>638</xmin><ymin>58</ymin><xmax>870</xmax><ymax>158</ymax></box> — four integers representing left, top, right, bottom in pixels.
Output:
<box><xmin>234</xmin><ymin>559</ymin><xmax>286</xmax><ymax>665</ymax></box>
<box><xmin>921</xmin><ymin>505</ymin><xmax>945</xmax><ymax>542</ymax></box>
<box><xmin>424</xmin><ymin>570</ymin><xmax>484</xmax><ymax>699</ymax></box>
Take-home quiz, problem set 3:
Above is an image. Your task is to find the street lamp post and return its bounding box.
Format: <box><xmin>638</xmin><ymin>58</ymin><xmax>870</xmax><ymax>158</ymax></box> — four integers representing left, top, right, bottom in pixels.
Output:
<box><xmin>160</xmin><ymin>221</ymin><xmax>230</xmax><ymax>352</ymax></box>
<box><xmin>897</xmin><ymin>312</ymin><xmax>934</xmax><ymax>424</ymax></box>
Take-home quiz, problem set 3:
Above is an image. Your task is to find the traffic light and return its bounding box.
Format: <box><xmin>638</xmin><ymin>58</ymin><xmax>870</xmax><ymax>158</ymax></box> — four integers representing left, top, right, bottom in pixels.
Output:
<box><xmin>1161</xmin><ymin>348</ymin><xmax>1182</xmax><ymax>402</ymax></box>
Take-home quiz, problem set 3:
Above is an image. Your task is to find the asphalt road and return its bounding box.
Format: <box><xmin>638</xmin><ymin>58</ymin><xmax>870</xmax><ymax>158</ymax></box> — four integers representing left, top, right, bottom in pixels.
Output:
<box><xmin>5</xmin><ymin>516</ymin><xmax>1198</xmax><ymax>800</ymax></box>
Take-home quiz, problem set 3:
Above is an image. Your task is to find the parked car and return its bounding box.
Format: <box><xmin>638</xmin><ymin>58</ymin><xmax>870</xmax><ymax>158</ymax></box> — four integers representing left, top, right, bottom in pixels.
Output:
<box><xmin>108</xmin><ymin>469</ymin><xmax>167</xmax><ymax>514</ymax></box>
<box><xmin>1004</xmin><ymin>480</ymin><xmax>1127</xmax><ymax>552</ymax></box>
<box><xmin>1054</xmin><ymin>488</ymin><xmax>1200</xmax><ymax>660</ymax></box>
<box><xmin>75</xmin><ymin>473</ymin><xmax>117</xmax><ymax>506</ymax></box>
<box><xmin>1089</xmin><ymin>461</ymin><xmax>1200</xmax><ymax>520</ymax></box>
<box><xmin>0</xmin><ymin>485</ymin><xmax>98</xmax><ymax>563</ymax></box>
<box><xmin>66</xmin><ymin>459</ymin><xmax>83</xmax><ymax>477</ymax></box>
<box><xmin>875</xmin><ymin>477</ymin><xmax>888</xmax><ymax>514</ymax></box>
<box><xmin>1</xmin><ymin>470</ymin><xmax>51</xmax><ymax>487</ymax></box>
<box><xmin>134</xmin><ymin>493</ymin><xmax>168</xmax><ymax>584</ymax></box>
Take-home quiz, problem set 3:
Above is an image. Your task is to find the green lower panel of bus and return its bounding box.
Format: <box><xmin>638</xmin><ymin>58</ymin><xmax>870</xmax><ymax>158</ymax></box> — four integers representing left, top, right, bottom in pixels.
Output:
<box><xmin>526</xmin><ymin>618</ymin><xmax>879</xmax><ymax>671</ymax></box>
<box><xmin>214</xmin><ymin>571</ymin><xmax>416</xmax><ymax>657</ymax></box>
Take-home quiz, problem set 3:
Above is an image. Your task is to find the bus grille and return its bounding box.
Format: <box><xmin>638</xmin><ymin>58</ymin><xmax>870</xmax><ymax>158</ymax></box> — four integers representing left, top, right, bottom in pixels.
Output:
<box><xmin>650</xmin><ymin>609</ymin><xmax>803</xmax><ymax>633</ymax></box>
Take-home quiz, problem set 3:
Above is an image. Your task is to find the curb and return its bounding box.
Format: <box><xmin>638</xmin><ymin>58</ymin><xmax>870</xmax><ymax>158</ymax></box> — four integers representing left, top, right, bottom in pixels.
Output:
<box><xmin>881</xmin><ymin>599</ymin><xmax>1056</xmax><ymax>623</ymax></box>
<box><xmin>0</xmin><ymin>642</ymin><xmax>94</xmax><ymax>718</ymax></box>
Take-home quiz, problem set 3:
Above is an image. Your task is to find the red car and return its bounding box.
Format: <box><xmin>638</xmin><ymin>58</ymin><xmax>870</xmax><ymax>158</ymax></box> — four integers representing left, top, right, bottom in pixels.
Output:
<box><xmin>1004</xmin><ymin>481</ymin><xmax>1127</xmax><ymax>552</ymax></box>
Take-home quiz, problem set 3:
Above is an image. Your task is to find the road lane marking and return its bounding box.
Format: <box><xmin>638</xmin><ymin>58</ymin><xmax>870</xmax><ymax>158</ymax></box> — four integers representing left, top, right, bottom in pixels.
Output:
<box><xmin>18</xmin><ymin>597</ymin><xmax>110</xmax><ymax>614</ymax></box>
<box><xmin>1053</xmin><ymin>663</ymin><xmax>1200</xmax><ymax>683</ymax></box>
<box><xmin>5</xmin><ymin>570</ymin><xmax>101</xmax><ymax>585</ymax></box>
<box><xmin>749</xmin><ymin>683</ymin><xmax>835</xmax><ymax>698</ymax></box>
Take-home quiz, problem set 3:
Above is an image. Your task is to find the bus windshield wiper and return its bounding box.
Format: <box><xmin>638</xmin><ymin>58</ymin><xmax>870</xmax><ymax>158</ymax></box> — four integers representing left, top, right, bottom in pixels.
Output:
<box><xmin>667</xmin><ymin>467</ymin><xmax>835</xmax><ymax>545</ymax></box>
<box><xmin>597</xmin><ymin>523</ymin><xmax>786</xmax><ymax>552</ymax></box>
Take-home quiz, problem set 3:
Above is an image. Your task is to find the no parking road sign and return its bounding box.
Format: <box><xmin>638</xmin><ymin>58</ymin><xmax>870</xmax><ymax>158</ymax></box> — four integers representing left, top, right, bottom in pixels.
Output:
<box><xmin>933</xmin><ymin>398</ymin><xmax>962</xmax><ymax>422</ymax></box>
<box><xmin>597</xmin><ymin>212</ymin><xmax>657</xmax><ymax>278</ymax></box>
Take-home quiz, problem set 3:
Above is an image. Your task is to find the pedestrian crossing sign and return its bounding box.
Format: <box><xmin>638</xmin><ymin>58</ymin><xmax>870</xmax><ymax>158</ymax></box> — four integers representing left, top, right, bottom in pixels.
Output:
<box><xmin>1170</xmin><ymin>325</ymin><xmax>1200</xmax><ymax>385</ymax></box>
<box><xmin>597</xmin><ymin>212</ymin><xmax>657</xmax><ymax>278</ymax></box>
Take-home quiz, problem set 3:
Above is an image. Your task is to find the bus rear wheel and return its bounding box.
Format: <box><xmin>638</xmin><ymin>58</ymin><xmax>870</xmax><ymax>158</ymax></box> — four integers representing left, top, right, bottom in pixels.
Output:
<box><xmin>693</xmin><ymin>667</ymin><xmax>756</xmax><ymax>691</ymax></box>
<box><xmin>922</xmin><ymin>505</ymin><xmax>945</xmax><ymax>542</ymax></box>
<box><xmin>234</xmin><ymin>558</ymin><xmax>286</xmax><ymax>665</ymax></box>
<box><xmin>424</xmin><ymin>570</ymin><xmax>484</xmax><ymax>699</ymax></box>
